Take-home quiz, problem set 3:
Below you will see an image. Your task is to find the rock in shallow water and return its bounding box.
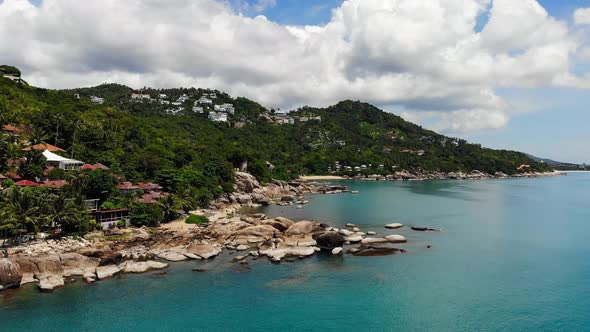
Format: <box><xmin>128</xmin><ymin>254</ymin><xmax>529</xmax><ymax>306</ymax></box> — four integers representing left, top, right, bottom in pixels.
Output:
<box><xmin>332</xmin><ymin>247</ymin><xmax>343</xmax><ymax>255</ymax></box>
<box><xmin>121</xmin><ymin>261</ymin><xmax>168</xmax><ymax>273</ymax></box>
<box><xmin>96</xmin><ymin>265</ymin><xmax>121</xmax><ymax>280</ymax></box>
<box><xmin>313</xmin><ymin>232</ymin><xmax>346</xmax><ymax>250</ymax></box>
<box><xmin>38</xmin><ymin>275</ymin><xmax>64</xmax><ymax>292</ymax></box>
<box><xmin>385</xmin><ymin>235</ymin><xmax>407</xmax><ymax>243</ymax></box>
<box><xmin>385</xmin><ymin>223</ymin><xmax>404</xmax><ymax>229</ymax></box>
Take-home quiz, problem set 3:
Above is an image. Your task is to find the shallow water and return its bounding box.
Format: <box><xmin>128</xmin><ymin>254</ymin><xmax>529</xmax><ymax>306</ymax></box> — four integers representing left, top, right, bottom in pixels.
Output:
<box><xmin>2</xmin><ymin>173</ymin><xmax>589</xmax><ymax>331</ymax></box>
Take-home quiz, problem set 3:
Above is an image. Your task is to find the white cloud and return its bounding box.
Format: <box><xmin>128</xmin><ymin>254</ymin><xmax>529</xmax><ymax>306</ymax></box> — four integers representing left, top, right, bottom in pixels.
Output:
<box><xmin>574</xmin><ymin>7</ymin><xmax>590</xmax><ymax>25</ymax></box>
<box><xmin>253</xmin><ymin>0</ymin><xmax>276</xmax><ymax>12</ymax></box>
<box><xmin>0</xmin><ymin>0</ymin><xmax>588</xmax><ymax>133</ymax></box>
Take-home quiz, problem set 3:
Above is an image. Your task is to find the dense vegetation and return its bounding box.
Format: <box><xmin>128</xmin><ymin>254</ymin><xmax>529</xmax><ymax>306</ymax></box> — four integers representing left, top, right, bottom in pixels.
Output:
<box><xmin>0</xmin><ymin>69</ymin><xmax>552</xmax><ymax>240</ymax></box>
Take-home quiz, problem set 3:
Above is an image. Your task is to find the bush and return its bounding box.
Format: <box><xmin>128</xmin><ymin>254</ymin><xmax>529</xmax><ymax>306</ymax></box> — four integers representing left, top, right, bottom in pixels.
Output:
<box><xmin>130</xmin><ymin>203</ymin><xmax>164</xmax><ymax>227</ymax></box>
<box><xmin>116</xmin><ymin>220</ymin><xmax>127</xmax><ymax>228</ymax></box>
<box><xmin>185</xmin><ymin>215</ymin><xmax>208</xmax><ymax>225</ymax></box>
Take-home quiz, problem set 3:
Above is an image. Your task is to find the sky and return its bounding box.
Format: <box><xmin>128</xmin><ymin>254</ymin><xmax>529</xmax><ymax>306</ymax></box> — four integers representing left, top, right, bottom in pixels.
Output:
<box><xmin>1</xmin><ymin>0</ymin><xmax>589</xmax><ymax>163</ymax></box>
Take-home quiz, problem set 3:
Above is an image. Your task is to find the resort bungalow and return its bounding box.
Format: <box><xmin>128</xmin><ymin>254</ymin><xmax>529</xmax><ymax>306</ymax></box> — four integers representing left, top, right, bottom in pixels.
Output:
<box><xmin>93</xmin><ymin>209</ymin><xmax>130</xmax><ymax>229</ymax></box>
<box><xmin>131</xmin><ymin>93</ymin><xmax>151</xmax><ymax>100</ymax></box>
<box><xmin>42</xmin><ymin>150</ymin><xmax>84</xmax><ymax>171</ymax></box>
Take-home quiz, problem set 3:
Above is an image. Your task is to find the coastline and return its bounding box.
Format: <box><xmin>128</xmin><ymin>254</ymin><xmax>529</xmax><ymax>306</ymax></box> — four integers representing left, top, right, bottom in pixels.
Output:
<box><xmin>301</xmin><ymin>170</ymin><xmax>564</xmax><ymax>182</ymax></box>
<box><xmin>0</xmin><ymin>169</ymin><xmax>562</xmax><ymax>294</ymax></box>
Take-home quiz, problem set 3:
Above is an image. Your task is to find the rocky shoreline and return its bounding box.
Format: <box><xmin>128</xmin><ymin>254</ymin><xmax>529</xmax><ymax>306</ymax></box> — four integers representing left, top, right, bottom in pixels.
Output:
<box><xmin>333</xmin><ymin>170</ymin><xmax>564</xmax><ymax>181</ymax></box>
<box><xmin>1</xmin><ymin>169</ymin><xmax>558</xmax><ymax>294</ymax></box>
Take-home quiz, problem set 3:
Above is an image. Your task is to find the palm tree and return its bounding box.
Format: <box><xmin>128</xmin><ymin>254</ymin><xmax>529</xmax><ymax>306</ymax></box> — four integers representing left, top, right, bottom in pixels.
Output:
<box><xmin>158</xmin><ymin>194</ymin><xmax>180</xmax><ymax>222</ymax></box>
<box><xmin>48</xmin><ymin>193</ymin><xmax>89</xmax><ymax>234</ymax></box>
<box><xmin>1</xmin><ymin>188</ymin><xmax>48</xmax><ymax>240</ymax></box>
<box><xmin>175</xmin><ymin>188</ymin><xmax>197</xmax><ymax>214</ymax></box>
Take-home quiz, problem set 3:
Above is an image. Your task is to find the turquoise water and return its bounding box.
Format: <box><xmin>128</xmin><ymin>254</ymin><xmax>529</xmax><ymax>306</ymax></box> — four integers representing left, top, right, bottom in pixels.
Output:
<box><xmin>2</xmin><ymin>173</ymin><xmax>590</xmax><ymax>331</ymax></box>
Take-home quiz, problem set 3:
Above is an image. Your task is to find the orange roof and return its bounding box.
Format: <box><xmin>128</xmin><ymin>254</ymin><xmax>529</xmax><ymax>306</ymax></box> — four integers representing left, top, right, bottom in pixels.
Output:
<box><xmin>2</xmin><ymin>124</ymin><xmax>18</xmax><ymax>132</ymax></box>
<box><xmin>15</xmin><ymin>180</ymin><xmax>39</xmax><ymax>187</ymax></box>
<box><xmin>41</xmin><ymin>180</ymin><xmax>68</xmax><ymax>189</ymax></box>
<box><xmin>23</xmin><ymin>143</ymin><xmax>65</xmax><ymax>152</ymax></box>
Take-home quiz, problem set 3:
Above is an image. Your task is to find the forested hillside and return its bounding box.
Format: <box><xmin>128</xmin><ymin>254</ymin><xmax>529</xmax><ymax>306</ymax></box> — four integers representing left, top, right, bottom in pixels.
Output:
<box><xmin>1</xmin><ymin>75</ymin><xmax>551</xmax><ymax>194</ymax></box>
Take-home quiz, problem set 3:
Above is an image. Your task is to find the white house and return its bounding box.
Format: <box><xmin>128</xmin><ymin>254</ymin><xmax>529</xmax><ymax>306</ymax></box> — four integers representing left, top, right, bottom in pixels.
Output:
<box><xmin>131</xmin><ymin>93</ymin><xmax>151</xmax><ymax>99</ymax></box>
<box><xmin>42</xmin><ymin>150</ymin><xmax>84</xmax><ymax>171</ymax></box>
<box><xmin>171</xmin><ymin>101</ymin><xmax>182</xmax><ymax>106</ymax></box>
<box><xmin>214</xmin><ymin>103</ymin><xmax>235</xmax><ymax>114</ymax></box>
<box><xmin>192</xmin><ymin>106</ymin><xmax>204</xmax><ymax>113</ymax></box>
<box><xmin>209</xmin><ymin>111</ymin><xmax>228</xmax><ymax>122</ymax></box>
<box><xmin>198</xmin><ymin>96</ymin><xmax>213</xmax><ymax>105</ymax></box>
<box><xmin>209</xmin><ymin>93</ymin><xmax>217</xmax><ymax>99</ymax></box>
<box><xmin>90</xmin><ymin>96</ymin><xmax>104</xmax><ymax>104</ymax></box>
<box><xmin>158</xmin><ymin>94</ymin><xmax>168</xmax><ymax>99</ymax></box>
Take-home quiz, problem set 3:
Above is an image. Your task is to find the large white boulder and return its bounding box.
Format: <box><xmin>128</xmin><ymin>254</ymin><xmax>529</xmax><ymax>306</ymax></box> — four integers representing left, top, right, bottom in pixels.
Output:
<box><xmin>385</xmin><ymin>223</ymin><xmax>404</xmax><ymax>229</ymax></box>
<box><xmin>96</xmin><ymin>265</ymin><xmax>121</xmax><ymax>280</ymax></box>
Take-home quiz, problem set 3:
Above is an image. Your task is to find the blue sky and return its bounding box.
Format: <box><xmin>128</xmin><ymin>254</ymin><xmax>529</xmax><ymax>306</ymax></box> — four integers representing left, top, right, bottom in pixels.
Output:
<box><xmin>7</xmin><ymin>0</ymin><xmax>590</xmax><ymax>163</ymax></box>
<box><xmin>244</xmin><ymin>0</ymin><xmax>590</xmax><ymax>163</ymax></box>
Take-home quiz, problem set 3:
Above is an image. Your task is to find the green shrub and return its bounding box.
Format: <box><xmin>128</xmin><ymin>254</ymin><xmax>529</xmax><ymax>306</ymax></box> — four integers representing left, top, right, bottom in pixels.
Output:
<box><xmin>185</xmin><ymin>215</ymin><xmax>208</xmax><ymax>225</ymax></box>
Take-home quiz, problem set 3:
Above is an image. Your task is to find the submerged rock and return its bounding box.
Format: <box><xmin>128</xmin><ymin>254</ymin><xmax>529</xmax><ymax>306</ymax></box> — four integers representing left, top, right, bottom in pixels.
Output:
<box><xmin>351</xmin><ymin>246</ymin><xmax>403</xmax><ymax>257</ymax></box>
<box><xmin>411</xmin><ymin>227</ymin><xmax>441</xmax><ymax>232</ymax></box>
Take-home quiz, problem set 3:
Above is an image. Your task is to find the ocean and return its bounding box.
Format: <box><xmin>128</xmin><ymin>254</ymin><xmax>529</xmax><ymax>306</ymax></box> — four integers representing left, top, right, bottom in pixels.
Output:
<box><xmin>2</xmin><ymin>173</ymin><xmax>589</xmax><ymax>331</ymax></box>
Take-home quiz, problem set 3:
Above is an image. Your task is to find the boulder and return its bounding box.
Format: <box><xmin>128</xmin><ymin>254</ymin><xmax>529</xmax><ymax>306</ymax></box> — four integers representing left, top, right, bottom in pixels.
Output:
<box><xmin>34</xmin><ymin>255</ymin><xmax>63</xmax><ymax>277</ymax></box>
<box><xmin>186</xmin><ymin>244</ymin><xmax>221</xmax><ymax>259</ymax></box>
<box><xmin>251</xmin><ymin>194</ymin><xmax>270</xmax><ymax>206</ymax></box>
<box><xmin>236</xmin><ymin>245</ymin><xmax>249</xmax><ymax>251</ymax></box>
<box><xmin>230</xmin><ymin>225</ymin><xmax>278</xmax><ymax>245</ymax></box>
<box><xmin>338</xmin><ymin>229</ymin><xmax>354</xmax><ymax>236</ymax></box>
<box><xmin>286</xmin><ymin>221</ymin><xmax>322</xmax><ymax>236</ymax></box>
<box><xmin>0</xmin><ymin>258</ymin><xmax>22</xmax><ymax>290</ymax></box>
<box><xmin>345</xmin><ymin>235</ymin><xmax>363</xmax><ymax>243</ymax></box>
<box><xmin>121</xmin><ymin>261</ymin><xmax>168</xmax><ymax>273</ymax></box>
<box><xmin>361</xmin><ymin>238</ymin><xmax>389</xmax><ymax>246</ymax></box>
<box><xmin>260</xmin><ymin>246</ymin><xmax>316</xmax><ymax>262</ymax></box>
<box><xmin>96</xmin><ymin>265</ymin><xmax>121</xmax><ymax>280</ymax></box>
<box><xmin>20</xmin><ymin>273</ymin><xmax>37</xmax><ymax>286</ymax></box>
<box><xmin>313</xmin><ymin>232</ymin><xmax>346</xmax><ymax>250</ymax></box>
<box><xmin>385</xmin><ymin>223</ymin><xmax>404</xmax><ymax>229</ymax></box>
<box><xmin>154</xmin><ymin>250</ymin><xmax>188</xmax><ymax>262</ymax></box>
<box><xmin>281</xmin><ymin>196</ymin><xmax>297</xmax><ymax>202</ymax></box>
<box><xmin>411</xmin><ymin>226</ymin><xmax>440</xmax><ymax>232</ymax></box>
<box><xmin>38</xmin><ymin>275</ymin><xmax>64</xmax><ymax>292</ymax></box>
<box><xmin>235</xmin><ymin>172</ymin><xmax>261</xmax><ymax>193</ymax></box>
<box><xmin>60</xmin><ymin>253</ymin><xmax>100</xmax><ymax>276</ymax></box>
<box><xmin>345</xmin><ymin>223</ymin><xmax>356</xmax><ymax>228</ymax></box>
<box><xmin>367</xmin><ymin>231</ymin><xmax>377</xmax><ymax>236</ymax></box>
<box><xmin>331</xmin><ymin>247</ymin><xmax>343</xmax><ymax>255</ymax></box>
<box><xmin>385</xmin><ymin>235</ymin><xmax>407</xmax><ymax>243</ymax></box>
<box><xmin>262</xmin><ymin>217</ymin><xmax>294</xmax><ymax>232</ymax></box>
<box><xmin>237</xmin><ymin>194</ymin><xmax>252</xmax><ymax>204</ymax></box>
<box><xmin>352</xmin><ymin>227</ymin><xmax>360</xmax><ymax>232</ymax></box>
<box><xmin>351</xmin><ymin>246</ymin><xmax>402</xmax><ymax>257</ymax></box>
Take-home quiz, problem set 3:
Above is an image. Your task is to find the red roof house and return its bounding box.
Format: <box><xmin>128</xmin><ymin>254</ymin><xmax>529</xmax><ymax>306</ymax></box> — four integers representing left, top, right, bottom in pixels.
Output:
<box><xmin>15</xmin><ymin>180</ymin><xmax>39</xmax><ymax>187</ymax></box>
<box><xmin>22</xmin><ymin>143</ymin><xmax>65</xmax><ymax>152</ymax></box>
<box><xmin>41</xmin><ymin>180</ymin><xmax>68</xmax><ymax>189</ymax></box>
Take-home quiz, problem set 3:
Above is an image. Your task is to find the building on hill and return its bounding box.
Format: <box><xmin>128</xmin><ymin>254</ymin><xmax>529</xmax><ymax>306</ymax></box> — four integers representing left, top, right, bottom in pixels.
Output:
<box><xmin>90</xmin><ymin>96</ymin><xmax>104</xmax><ymax>104</ymax></box>
<box><xmin>41</xmin><ymin>180</ymin><xmax>68</xmax><ymax>189</ymax></box>
<box><xmin>93</xmin><ymin>209</ymin><xmax>130</xmax><ymax>229</ymax></box>
<box><xmin>214</xmin><ymin>103</ymin><xmax>235</xmax><ymax>114</ymax></box>
<box><xmin>15</xmin><ymin>180</ymin><xmax>39</xmax><ymax>187</ymax></box>
<box><xmin>42</xmin><ymin>150</ymin><xmax>84</xmax><ymax>171</ymax></box>
<box><xmin>2</xmin><ymin>124</ymin><xmax>22</xmax><ymax>136</ymax></box>
<box><xmin>81</xmin><ymin>163</ymin><xmax>109</xmax><ymax>171</ymax></box>
<box><xmin>198</xmin><ymin>96</ymin><xmax>213</xmax><ymax>105</ymax></box>
<box><xmin>23</xmin><ymin>143</ymin><xmax>65</xmax><ymax>152</ymax></box>
<box><xmin>192</xmin><ymin>106</ymin><xmax>204</xmax><ymax>113</ymax></box>
<box><xmin>208</xmin><ymin>111</ymin><xmax>228</xmax><ymax>122</ymax></box>
<box><xmin>131</xmin><ymin>93</ymin><xmax>151</xmax><ymax>100</ymax></box>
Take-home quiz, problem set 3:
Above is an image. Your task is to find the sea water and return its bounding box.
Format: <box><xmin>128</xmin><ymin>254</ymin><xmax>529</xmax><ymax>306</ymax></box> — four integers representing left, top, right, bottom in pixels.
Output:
<box><xmin>1</xmin><ymin>173</ymin><xmax>589</xmax><ymax>331</ymax></box>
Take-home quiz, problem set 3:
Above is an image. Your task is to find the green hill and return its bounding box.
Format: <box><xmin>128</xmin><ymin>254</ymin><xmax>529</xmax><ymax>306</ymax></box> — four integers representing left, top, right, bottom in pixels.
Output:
<box><xmin>0</xmin><ymin>72</ymin><xmax>551</xmax><ymax>192</ymax></box>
